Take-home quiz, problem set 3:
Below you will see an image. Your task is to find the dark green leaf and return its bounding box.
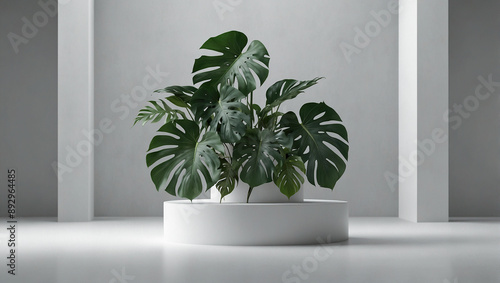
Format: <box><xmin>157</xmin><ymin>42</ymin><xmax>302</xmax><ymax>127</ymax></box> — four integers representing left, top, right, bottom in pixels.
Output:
<box><xmin>215</xmin><ymin>158</ymin><xmax>239</xmax><ymax>202</ymax></box>
<box><xmin>166</xmin><ymin>96</ymin><xmax>189</xmax><ymax>108</ymax></box>
<box><xmin>154</xmin><ymin>85</ymin><xmax>197</xmax><ymax>104</ymax></box>
<box><xmin>191</xmin><ymin>84</ymin><xmax>250</xmax><ymax>143</ymax></box>
<box><xmin>146</xmin><ymin>120</ymin><xmax>224</xmax><ymax>200</ymax></box>
<box><xmin>192</xmin><ymin>31</ymin><xmax>270</xmax><ymax>95</ymax></box>
<box><xmin>275</xmin><ymin>130</ymin><xmax>293</xmax><ymax>149</ymax></box>
<box><xmin>234</xmin><ymin>129</ymin><xmax>283</xmax><ymax>187</ymax></box>
<box><xmin>134</xmin><ymin>100</ymin><xmax>186</xmax><ymax>126</ymax></box>
<box><xmin>274</xmin><ymin>153</ymin><xmax>306</xmax><ymax>198</ymax></box>
<box><xmin>251</xmin><ymin>104</ymin><xmax>262</xmax><ymax>116</ymax></box>
<box><xmin>260</xmin><ymin>111</ymin><xmax>284</xmax><ymax>130</ymax></box>
<box><xmin>262</xmin><ymin>78</ymin><xmax>323</xmax><ymax>114</ymax></box>
<box><xmin>280</xmin><ymin>102</ymin><xmax>349</xmax><ymax>189</ymax></box>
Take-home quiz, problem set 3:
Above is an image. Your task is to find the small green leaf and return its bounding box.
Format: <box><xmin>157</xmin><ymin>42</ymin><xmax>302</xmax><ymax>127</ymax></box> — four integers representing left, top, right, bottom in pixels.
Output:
<box><xmin>251</xmin><ymin>104</ymin><xmax>262</xmax><ymax>116</ymax></box>
<box><xmin>274</xmin><ymin>153</ymin><xmax>306</xmax><ymax>198</ymax></box>
<box><xmin>215</xmin><ymin>158</ymin><xmax>239</xmax><ymax>202</ymax></box>
<box><xmin>166</xmin><ymin>95</ymin><xmax>189</xmax><ymax>108</ymax></box>
<box><xmin>154</xmin><ymin>85</ymin><xmax>197</xmax><ymax>105</ymax></box>
<box><xmin>134</xmin><ymin>100</ymin><xmax>186</xmax><ymax>126</ymax></box>
<box><xmin>262</xmin><ymin>78</ymin><xmax>323</xmax><ymax>114</ymax></box>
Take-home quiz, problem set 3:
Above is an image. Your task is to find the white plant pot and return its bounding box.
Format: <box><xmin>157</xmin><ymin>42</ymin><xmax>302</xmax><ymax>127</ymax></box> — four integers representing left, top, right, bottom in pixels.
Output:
<box><xmin>210</xmin><ymin>182</ymin><xmax>304</xmax><ymax>203</ymax></box>
<box><xmin>163</xmin><ymin>199</ymin><xmax>349</xmax><ymax>245</ymax></box>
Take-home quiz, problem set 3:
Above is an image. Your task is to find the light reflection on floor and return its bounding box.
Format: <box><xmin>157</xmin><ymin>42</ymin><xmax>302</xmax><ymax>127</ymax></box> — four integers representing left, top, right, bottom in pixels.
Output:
<box><xmin>1</xmin><ymin>217</ymin><xmax>499</xmax><ymax>283</ymax></box>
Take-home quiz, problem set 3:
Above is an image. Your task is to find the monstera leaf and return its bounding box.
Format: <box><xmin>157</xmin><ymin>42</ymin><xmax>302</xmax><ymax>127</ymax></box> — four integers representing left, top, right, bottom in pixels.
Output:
<box><xmin>191</xmin><ymin>84</ymin><xmax>250</xmax><ymax>143</ymax></box>
<box><xmin>134</xmin><ymin>99</ymin><xmax>186</xmax><ymax>126</ymax></box>
<box><xmin>154</xmin><ymin>85</ymin><xmax>197</xmax><ymax>105</ymax></box>
<box><xmin>273</xmin><ymin>152</ymin><xmax>306</xmax><ymax>198</ymax></box>
<box><xmin>215</xmin><ymin>158</ymin><xmax>239</xmax><ymax>202</ymax></box>
<box><xmin>233</xmin><ymin>129</ymin><xmax>284</xmax><ymax>187</ymax></box>
<box><xmin>263</xmin><ymin>78</ymin><xmax>323</xmax><ymax>113</ymax></box>
<box><xmin>192</xmin><ymin>31</ymin><xmax>270</xmax><ymax>95</ymax></box>
<box><xmin>146</xmin><ymin>120</ymin><xmax>224</xmax><ymax>200</ymax></box>
<box><xmin>280</xmin><ymin>102</ymin><xmax>349</xmax><ymax>189</ymax></box>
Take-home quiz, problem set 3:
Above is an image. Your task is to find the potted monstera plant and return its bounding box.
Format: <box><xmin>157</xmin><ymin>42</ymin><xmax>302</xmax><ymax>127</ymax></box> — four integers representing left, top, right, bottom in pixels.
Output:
<box><xmin>135</xmin><ymin>31</ymin><xmax>349</xmax><ymax>203</ymax></box>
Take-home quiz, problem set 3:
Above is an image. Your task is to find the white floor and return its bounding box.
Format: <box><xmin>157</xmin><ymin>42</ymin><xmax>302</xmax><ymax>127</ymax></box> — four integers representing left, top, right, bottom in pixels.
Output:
<box><xmin>1</xmin><ymin>217</ymin><xmax>499</xmax><ymax>283</ymax></box>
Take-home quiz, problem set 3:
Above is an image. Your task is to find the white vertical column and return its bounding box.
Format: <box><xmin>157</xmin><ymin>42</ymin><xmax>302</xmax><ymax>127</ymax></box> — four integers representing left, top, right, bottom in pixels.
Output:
<box><xmin>58</xmin><ymin>0</ymin><xmax>94</xmax><ymax>221</ymax></box>
<box><xmin>399</xmin><ymin>0</ymin><xmax>418</xmax><ymax>222</ymax></box>
<box><xmin>399</xmin><ymin>0</ymin><xmax>448</xmax><ymax>222</ymax></box>
<box><xmin>416</xmin><ymin>0</ymin><xmax>448</xmax><ymax>222</ymax></box>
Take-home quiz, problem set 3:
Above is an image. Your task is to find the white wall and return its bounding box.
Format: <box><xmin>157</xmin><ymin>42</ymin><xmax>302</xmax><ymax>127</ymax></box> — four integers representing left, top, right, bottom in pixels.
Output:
<box><xmin>449</xmin><ymin>0</ymin><xmax>500</xmax><ymax>217</ymax></box>
<box><xmin>94</xmin><ymin>0</ymin><xmax>399</xmax><ymax>216</ymax></box>
<box><xmin>0</xmin><ymin>0</ymin><xmax>58</xmax><ymax>217</ymax></box>
<box><xmin>4</xmin><ymin>0</ymin><xmax>497</xmax><ymax>218</ymax></box>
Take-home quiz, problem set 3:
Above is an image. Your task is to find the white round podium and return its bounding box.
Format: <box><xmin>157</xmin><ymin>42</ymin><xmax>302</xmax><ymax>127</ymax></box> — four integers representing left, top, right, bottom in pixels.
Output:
<box><xmin>163</xmin><ymin>199</ymin><xmax>348</xmax><ymax>245</ymax></box>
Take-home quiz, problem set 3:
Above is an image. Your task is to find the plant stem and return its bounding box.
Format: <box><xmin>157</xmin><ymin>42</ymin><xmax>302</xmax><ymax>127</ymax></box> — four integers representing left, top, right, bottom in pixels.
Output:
<box><xmin>250</xmin><ymin>91</ymin><xmax>254</xmax><ymax>127</ymax></box>
<box><xmin>274</xmin><ymin>104</ymin><xmax>281</xmax><ymax>130</ymax></box>
<box><xmin>246</xmin><ymin>186</ymin><xmax>254</xmax><ymax>203</ymax></box>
